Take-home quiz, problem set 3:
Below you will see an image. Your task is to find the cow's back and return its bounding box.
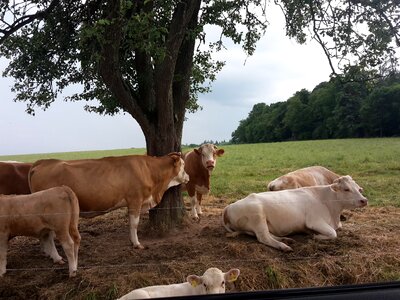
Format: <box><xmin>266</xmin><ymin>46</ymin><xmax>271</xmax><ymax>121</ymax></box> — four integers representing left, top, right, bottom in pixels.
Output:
<box><xmin>0</xmin><ymin>186</ymin><xmax>78</xmax><ymax>237</ymax></box>
<box><xmin>0</xmin><ymin>162</ymin><xmax>32</xmax><ymax>195</ymax></box>
<box><xmin>29</xmin><ymin>156</ymin><xmax>152</xmax><ymax>212</ymax></box>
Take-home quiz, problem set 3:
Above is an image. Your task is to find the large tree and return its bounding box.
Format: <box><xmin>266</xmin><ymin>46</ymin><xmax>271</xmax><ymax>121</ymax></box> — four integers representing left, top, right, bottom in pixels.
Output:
<box><xmin>0</xmin><ymin>0</ymin><xmax>399</xmax><ymax>228</ymax></box>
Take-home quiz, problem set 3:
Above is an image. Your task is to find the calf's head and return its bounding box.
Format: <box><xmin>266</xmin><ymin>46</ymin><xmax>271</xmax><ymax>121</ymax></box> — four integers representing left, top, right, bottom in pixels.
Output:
<box><xmin>187</xmin><ymin>267</ymin><xmax>240</xmax><ymax>294</ymax></box>
<box><xmin>331</xmin><ymin>175</ymin><xmax>368</xmax><ymax>208</ymax></box>
<box><xmin>194</xmin><ymin>144</ymin><xmax>224</xmax><ymax>171</ymax></box>
<box><xmin>167</xmin><ymin>152</ymin><xmax>190</xmax><ymax>188</ymax></box>
<box><xmin>268</xmin><ymin>175</ymin><xmax>298</xmax><ymax>191</ymax></box>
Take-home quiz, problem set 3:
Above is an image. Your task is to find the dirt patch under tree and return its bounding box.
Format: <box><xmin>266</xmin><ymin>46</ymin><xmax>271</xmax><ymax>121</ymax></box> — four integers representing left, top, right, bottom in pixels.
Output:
<box><xmin>1</xmin><ymin>196</ymin><xmax>400</xmax><ymax>299</ymax></box>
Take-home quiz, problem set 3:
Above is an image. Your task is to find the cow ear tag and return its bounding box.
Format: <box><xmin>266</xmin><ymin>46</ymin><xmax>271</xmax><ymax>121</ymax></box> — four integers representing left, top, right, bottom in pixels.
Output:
<box><xmin>190</xmin><ymin>279</ymin><xmax>198</xmax><ymax>287</ymax></box>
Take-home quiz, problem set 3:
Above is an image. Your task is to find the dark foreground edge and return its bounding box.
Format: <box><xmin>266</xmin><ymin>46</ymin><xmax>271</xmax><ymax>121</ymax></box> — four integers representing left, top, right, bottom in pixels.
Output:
<box><xmin>153</xmin><ymin>281</ymin><xmax>400</xmax><ymax>300</ymax></box>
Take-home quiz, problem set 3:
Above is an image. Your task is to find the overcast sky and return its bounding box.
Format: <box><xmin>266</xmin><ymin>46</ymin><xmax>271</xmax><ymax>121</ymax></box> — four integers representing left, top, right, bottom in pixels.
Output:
<box><xmin>0</xmin><ymin>5</ymin><xmax>333</xmax><ymax>156</ymax></box>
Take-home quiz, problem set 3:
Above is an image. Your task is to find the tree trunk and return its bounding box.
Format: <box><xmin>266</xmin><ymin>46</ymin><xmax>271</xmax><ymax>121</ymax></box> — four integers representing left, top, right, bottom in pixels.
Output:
<box><xmin>146</xmin><ymin>117</ymin><xmax>186</xmax><ymax>231</ymax></box>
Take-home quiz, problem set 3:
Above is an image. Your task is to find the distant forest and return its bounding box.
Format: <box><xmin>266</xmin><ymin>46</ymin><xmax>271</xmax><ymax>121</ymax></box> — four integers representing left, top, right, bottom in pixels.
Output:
<box><xmin>231</xmin><ymin>68</ymin><xmax>400</xmax><ymax>144</ymax></box>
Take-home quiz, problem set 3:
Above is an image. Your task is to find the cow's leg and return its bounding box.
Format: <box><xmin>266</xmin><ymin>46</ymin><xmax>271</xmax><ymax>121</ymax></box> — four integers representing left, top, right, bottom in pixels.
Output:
<box><xmin>270</xmin><ymin>234</ymin><xmax>295</xmax><ymax>244</ymax></box>
<box><xmin>189</xmin><ymin>195</ymin><xmax>199</xmax><ymax>220</ymax></box>
<box><xmin>196</xmin><ymin>193</ymin><xmax>203</xmax><ymax>215</ymax></box>
<box><xmin>308</xmin><ymin>221</ymin><xmax>337</xmax><ymax>240</ymax></box>
<box><xmin>69</xmin><ymin>227</ymin><xmax>81</xmax><ymax>272</ymax></box>
<box><xmin>128</xmin><ymin>213</ymin><xmax>144</xmax><ymax>249</ymax></box>
<box><xmin>0</xmin><ymin>235</ymin><xmax>8</xmax><ymax>276</ymax></box>
<box><xmin>40</xmin><ymin>231</ymin><xmax>65</xmax><ymax>264</ymax></box>
<box><xmin>57</xmin><ymin>232</ymin><xmax>77</xmax><ymax>277</ymax></box>
<box><xmin>252</xmin><ymin>218</ymin><xmax>293</xmax><ymax>252</ymax></box>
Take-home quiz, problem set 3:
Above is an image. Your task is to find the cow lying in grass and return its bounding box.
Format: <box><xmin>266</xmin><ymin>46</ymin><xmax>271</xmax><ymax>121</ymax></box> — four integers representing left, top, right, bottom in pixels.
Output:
<box><xmin>117</xmin><ymin>267</ymin><xmax>240</xmax><ymax>299</ymax></box>
<box><xmin>267</xmin><ymin>166</ymin><xmax>340</xmax><ymax>191</ymax></box>
<box><xmin>0</xmin><ymin>186</ymin><xmax>81</xmax><ymax>277</ymax></box>
<box><xmin>223</xmin><ymin>176</ymin><xmax>367</xmax><ymax>252</ymax></box>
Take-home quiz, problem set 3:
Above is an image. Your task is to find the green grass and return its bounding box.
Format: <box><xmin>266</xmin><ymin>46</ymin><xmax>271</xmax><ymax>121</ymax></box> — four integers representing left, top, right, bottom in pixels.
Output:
<box><xmin>1</xmin><ymin>138</ymin><xmax>399</xmax><ymax>207</ymax></box>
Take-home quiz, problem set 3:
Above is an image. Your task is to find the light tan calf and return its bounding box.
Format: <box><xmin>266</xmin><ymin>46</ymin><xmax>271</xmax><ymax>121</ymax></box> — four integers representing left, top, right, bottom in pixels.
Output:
<box><xmin>267</xmin><ymin>166</ymin><xmax>340</xmax><ymax>191</ymax></box>
<box><xmin>223</xmin><ymin>176</ymin><xmax>367</xmax><ymax>252</ymax></box>
<box><xmin>117</xmin><ymin>267</ymin><xmax>240</xmax><ymax>299</ymax></box>
<box><xmin>0</xmin><ymin>186</ymin><xmax>80</xmax><ymax>277</ymax></box>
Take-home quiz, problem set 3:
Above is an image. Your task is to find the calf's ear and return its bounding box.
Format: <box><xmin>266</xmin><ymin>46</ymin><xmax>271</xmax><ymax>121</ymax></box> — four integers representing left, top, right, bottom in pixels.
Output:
<box><xmin>194</xmin><ymin>148</ymin><xmax>201</xmax><ymax>155</ymax></box>
<box><xmin>225</xmin><ymin>268</ymin><xmax>240</xmax><ymax>282</ymax></box>
<box><xmin>187</xmin><ymin>275</ymin><xmax>202</xmax><ymax>287</ymax></box>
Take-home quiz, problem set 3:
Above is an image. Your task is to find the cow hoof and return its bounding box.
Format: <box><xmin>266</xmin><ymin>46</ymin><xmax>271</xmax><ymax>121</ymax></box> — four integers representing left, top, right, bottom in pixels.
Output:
<box><xmin>281</xmin><ymin>245</ymin><xmax>293</xmax><ymax>252</ymax></box>
<box><xmin>69</xmin><ymin>270</ymin><xmax>77</xmax><ymax>278</ymax></box>
<box><xmin>134</xmin><ymin>244</ymin><xmax>145</xmax><ymax>250</ymax></box>
<box><xmin>55</xmin><ymin>259</ymin><xmax>66</xmax><ymax>265</ymax></box>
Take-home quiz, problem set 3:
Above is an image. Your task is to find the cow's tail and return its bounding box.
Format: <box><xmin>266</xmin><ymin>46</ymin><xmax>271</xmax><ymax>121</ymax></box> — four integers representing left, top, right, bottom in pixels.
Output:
<box><xmin>27</xmin><ymin>161</ymin><xmax>39</xmax><ymax>193</ymax></box>
<box><xmin>64</xmin><ymin>186</ymin><xmax>81</xmax><ymax>244</ymax></box>
<box><xmin>222</xmin><ymin>206</ymin><xmax>234</xmax><ymax>233</ymax></box>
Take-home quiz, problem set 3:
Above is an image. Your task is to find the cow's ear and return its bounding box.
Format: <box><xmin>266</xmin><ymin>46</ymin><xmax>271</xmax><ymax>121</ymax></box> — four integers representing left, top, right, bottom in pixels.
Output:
<box><xmin>216</xmin><ymin>149</ymin><xmax>225</xmax><ymax>156</ymax></box>
<box><xmin>168</xmin><ymin>152</ymin><xmax>181</xmax><ymax>165</ymax></box>
<box><xmin>187</xmin><ymin>275</ymin><xmax>202</xmax><ymax>287</ymax></box>
<box><xmin>225</xmin><ymin>268</ymin><xmax>240</xmax><ymax>282</ymax></box>
<box><xmin>331</xmin><ymin>178</ymin><xmax>341</xmax><ymax>192</ymax></box>
<box><xmin>194</xmin><ymin>148</ymin><xmax>201</xmax><ymax>155</ymax></box>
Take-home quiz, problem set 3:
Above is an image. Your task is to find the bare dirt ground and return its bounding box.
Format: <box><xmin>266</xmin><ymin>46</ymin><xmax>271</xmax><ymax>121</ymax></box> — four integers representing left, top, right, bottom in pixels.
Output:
<box><xmin>1</xmin><ymin>197</ymin><xmax>400</xmax><ymax>300</ymax></box>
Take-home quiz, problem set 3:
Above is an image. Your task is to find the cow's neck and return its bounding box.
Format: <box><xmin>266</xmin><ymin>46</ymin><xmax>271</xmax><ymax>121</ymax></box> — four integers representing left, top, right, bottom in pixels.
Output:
<box><xmin>149</xmin><ymin>157</ymin><xmax>177</xmax><ymax>204</ymax></box>
<box><xmin>321</xmin><ymin>186</ymin><xmax>344</xmax><ymax>228</ymax></box>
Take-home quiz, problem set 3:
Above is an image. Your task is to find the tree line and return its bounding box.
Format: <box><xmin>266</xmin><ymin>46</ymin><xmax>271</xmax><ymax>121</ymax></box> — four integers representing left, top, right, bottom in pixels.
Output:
<box><xmin>231</xmin><ymin>69</ymin><xmax>400</xmax><ymax>144</ymax></box>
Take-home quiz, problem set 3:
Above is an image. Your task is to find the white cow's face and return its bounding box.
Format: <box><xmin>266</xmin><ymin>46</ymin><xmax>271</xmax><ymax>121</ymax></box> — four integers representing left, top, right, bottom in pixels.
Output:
<box><xmin>187</xmin><ymin>268</ymin><xmax>240</xmax><ymax>294</ymax></box>
<box><xmin>168</xmin><ymin>158</ymin><xmax>190</xmax><ymax>188</ymax></box>
<box><xmin>331</xmin><ymin>175</ymin><xmax>368</xmax><ymax>208</ymax></box>
<box><xmin>194</xmin><ymin>144</ymin><xmax>225</xmax><ymax>172</ymax></box>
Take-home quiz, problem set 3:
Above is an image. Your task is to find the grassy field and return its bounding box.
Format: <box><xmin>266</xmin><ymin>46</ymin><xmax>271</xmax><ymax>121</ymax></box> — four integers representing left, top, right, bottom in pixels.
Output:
<box><xmin>1</xmin><ymin>138</ymin><xmax>399</xmax><ymax>206</ymax></box>
<box><xmin>1</xmin><ymin>138</ymin><xmax>400</xmax><ymax>299</ymax></box>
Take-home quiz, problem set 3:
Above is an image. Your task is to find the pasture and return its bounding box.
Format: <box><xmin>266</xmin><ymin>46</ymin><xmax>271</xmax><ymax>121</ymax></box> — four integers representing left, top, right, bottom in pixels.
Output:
<box><xmin>0</xmin><ymin>138</ymin><xmax>399</xmax><ymax>299</ymax></box>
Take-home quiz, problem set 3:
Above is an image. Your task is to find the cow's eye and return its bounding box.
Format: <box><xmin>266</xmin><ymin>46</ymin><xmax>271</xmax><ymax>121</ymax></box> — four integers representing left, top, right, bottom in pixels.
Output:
<box><xmin>203</xmin><ymin>283</ymin><xmax>208</xmax><ymax>291</ymax></box>
<box><xmin>221</xmin><ymin>281</ymin><xmax>225</xmax><ymax>287</ymax></box>
<box><xmin>344</xmin><ymin>188</ymin><xmax>350</xmax><ymax>192</ymax></box>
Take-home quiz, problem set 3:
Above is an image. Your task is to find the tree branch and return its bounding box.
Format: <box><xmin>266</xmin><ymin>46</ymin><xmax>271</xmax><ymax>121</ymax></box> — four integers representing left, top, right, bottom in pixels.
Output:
<box><xmin>97</xmin><ymin>0</ymin><xmax>150</xmax><ymax>133</ymax></box>
<box><xmin>0</xmin><ymin>0</ymin><xmax>60</xmax><ymax>44</ymax></box>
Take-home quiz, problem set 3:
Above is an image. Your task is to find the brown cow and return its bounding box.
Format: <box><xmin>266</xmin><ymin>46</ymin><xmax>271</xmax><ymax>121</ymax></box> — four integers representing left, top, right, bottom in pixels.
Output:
<box><xmin>182</xmin><ymin>144</ymin><xmax>224</xmax><ymax>220</ymax></box>
<box><xmin>0</xmin><ymin>186</ymin><xmax>80</xmax><ymax>277</ymax></box>
<box><xmin>29</xmin><ymin>152</ymin><xmax>189</xmax><ymax>249</ymax></box>
<box><xmin>267</xmin><ymin>166</ymin><xmax>340</xmax><ymax>191</ymax></box>
<box><xmin>0</xmin><ymin>161</ymin><xmax>32</xmax><ymax>195</ymax></box>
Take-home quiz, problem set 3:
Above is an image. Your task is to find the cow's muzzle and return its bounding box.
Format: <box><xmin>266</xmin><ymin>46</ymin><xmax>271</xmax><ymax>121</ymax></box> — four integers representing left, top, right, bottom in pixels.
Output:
<box><xmin>359</xmin><ymin>198</ymin><xmax>368</xmax><ymax>207</ymax></box>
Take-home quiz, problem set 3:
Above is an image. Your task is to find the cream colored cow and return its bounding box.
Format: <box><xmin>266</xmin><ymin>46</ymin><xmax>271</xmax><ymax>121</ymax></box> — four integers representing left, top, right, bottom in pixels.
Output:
<box><xmin>223</xmin><ymin>176</ymin><xmax>367</xmax><ymax>252</ymax></box>
<box><xmin>117</xmin><ymin>267</ymin><xmax>240</xmax><ymax>299</ymax></box>
<box><xmin>267</xmin><ymin>166</ymin><xmax>340</xmax><ymax>191</ymax></box>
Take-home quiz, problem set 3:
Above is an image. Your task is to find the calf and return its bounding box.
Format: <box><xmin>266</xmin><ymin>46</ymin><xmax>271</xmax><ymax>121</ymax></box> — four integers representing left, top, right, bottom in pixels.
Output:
<box><xmin>0</xmin><ymin>186</ymin><xmax>81</xmax><ymax>277</ymax></box>
<box><xmin>223</xmin><ymin>176</ymin><xmax>367</xmax><ymax>252</ymax></box>
<box><xmin>0</xmin><ymin>161</ymin><xmax>32</xmax><ymax>195</ymax></box>
<box><xmin>183</xmin><ymin>144</ymin><xmax>224</xmax><ymax>219</ymax></box>
<box><xmin>267</xmin><ymin>166</ymin><xmax>340</xmax><ymax>191</ymax></box>
<box><xmin>117</xmin><ymin>267</ymin><xmax>240</xmax><ymax>299</ymax></box>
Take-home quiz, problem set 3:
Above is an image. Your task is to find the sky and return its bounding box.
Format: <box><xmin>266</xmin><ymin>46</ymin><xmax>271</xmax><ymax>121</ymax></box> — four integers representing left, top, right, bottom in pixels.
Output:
<box><xmin>0</xmin><ymin>5</ymin><xmax>333</xmax><ymax>156</ymax></box>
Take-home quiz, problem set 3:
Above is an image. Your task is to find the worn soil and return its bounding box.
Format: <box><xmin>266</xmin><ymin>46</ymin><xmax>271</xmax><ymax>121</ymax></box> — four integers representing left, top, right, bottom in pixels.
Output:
<box><xmin>1</xmin><ymin>196</ymin><xmax>400</xmax><ymax>299</ymax></box>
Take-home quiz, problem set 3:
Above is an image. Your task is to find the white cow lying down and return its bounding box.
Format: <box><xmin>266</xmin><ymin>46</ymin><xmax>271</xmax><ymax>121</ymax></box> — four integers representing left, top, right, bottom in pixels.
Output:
<box><xmin>223</xmin><ymin>176</ymin><xmax>367</xmax><ymax>252</ymax></box>
<box><xmin>117</xmin><ymin>267</ymin><xmax>240</xmax><ymax>299</ymax></box>
<box><xmin>0</xmin><ymin>186</ymin><xmax>81</xmax><ymax>277</ymax></box>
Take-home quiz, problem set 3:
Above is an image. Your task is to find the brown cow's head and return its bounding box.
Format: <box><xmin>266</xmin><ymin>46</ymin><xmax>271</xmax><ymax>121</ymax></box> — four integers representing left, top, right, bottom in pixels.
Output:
<box><xmin>167</xmin><ymin>152</ymin><xmax>189</xmax><ymax>187</ymax></box>
<box><xmin>330</xmin><ymin>175</ymin><xmax>368</xmax><ymax>209</ymax></box>
<box><xmin>194</xmin><ymin>144</ymin><xmax>224</xmax><ymax>172</ymax></box>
